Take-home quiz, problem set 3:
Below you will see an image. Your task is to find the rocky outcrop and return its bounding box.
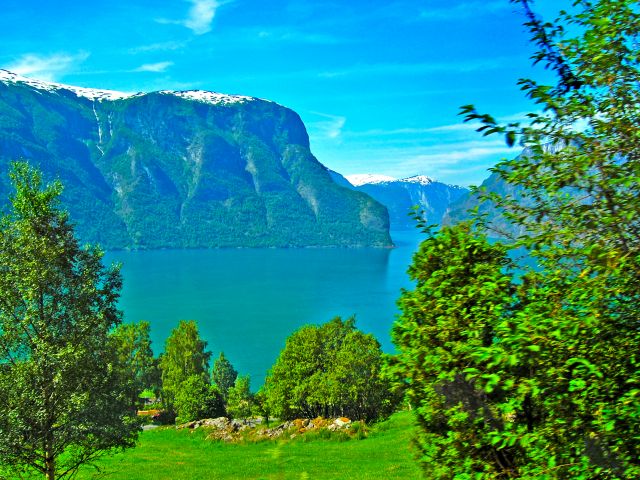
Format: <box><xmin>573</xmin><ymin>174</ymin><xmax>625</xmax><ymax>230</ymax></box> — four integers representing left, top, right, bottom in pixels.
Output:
<box><xmin>175</xmin><ymin>416</ymin><xmax>362</xmax><ymax>443</ymax></box>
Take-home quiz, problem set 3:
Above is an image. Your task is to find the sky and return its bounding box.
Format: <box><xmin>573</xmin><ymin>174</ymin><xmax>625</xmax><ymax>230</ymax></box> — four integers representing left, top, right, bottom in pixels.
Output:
<box><xmin>0</xmin><ymin>0</ymin><xmax>565</xmax><ymax>186</ymax></box>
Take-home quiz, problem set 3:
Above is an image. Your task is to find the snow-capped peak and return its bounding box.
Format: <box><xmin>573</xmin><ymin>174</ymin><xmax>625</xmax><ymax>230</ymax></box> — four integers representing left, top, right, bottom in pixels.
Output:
<box><xmin>401</xmin><ymin>175</ymin><xmax>434</xmax><ymax>185</ymax></box>
<box><xmin>0</xmin><ymin>70</ymin><xmax>261</xmax><ymax>106</ymax></box>
<box><xmin>345</xmin><ymin>173</ymin><xmax>436</xmax><ymax>187</ymax></box>
<box><xmin>0</xmin><ymin>69</ymin><xmax>135</xmax><ymax>101</ymax></box>
<box><xmin>345</xmin><ymin>174</ymin><xmax>397</xmax><ymax>186</ymax></box>
<box><xmin>159</xmin><ymin>90</ymin><xmax>256</xmax><ymax>106</ymax></box>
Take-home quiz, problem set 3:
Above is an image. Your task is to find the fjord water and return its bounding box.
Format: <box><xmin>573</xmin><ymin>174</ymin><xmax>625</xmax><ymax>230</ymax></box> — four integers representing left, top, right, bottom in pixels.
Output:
<box><xmin>106</xmin><ymin>230</ymin><xmax>425</xmax><ymax>387</ymax></box>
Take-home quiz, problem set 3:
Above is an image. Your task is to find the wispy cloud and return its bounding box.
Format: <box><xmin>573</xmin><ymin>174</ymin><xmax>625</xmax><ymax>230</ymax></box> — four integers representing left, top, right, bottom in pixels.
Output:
<box><xmin>255</xmin><ymin>29</ymin><xmax>343</xmax><ymax>45</ymax></box>
<box><xmin>420</xmin><ymin>1</ymin><xmax>512</xmax><ymax>20</ymax></box>
<box><xmin>348</xmin><ymin>123</ymin><xmax>480</xmax><ymax>138</ymax></box>
<box><xmin>346</xmin><ymin>112</ymin><xmax>541</xmax><ymax>139</ymax></box>
<box><xmin>307</xmin><ymin>112</ymin><xmax>346</xmax><ymax>140</ymax></box>
<box><xmin>133</xmin><ymin>61</ymin><xmax>174</xmax><ymax>73</ymax></box>
<box><xmin>317</xmin><ymin>57</ymin><xmax>512</xmax><ymax>79</ymax></box>
<box><xmin>157</xmin><ymin>0</ymin><xmax>222</xmax><ymax>35</ymax></box>
<box><xmin>128</xmin><ymin>41</ymin><xmax>188</xmax><ymax>54</ymax></box>
<box><xmin>4</xmin><ymin>52</ymin><xmax>89</xmax><ymax>81</ymax></box>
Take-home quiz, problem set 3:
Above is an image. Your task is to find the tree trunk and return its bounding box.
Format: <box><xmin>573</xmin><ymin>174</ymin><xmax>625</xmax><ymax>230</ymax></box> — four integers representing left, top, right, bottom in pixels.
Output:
<box><xmin>45</xmin><ymin>454</ymin><xmax>55</xmax><ymax>480</ymax></box>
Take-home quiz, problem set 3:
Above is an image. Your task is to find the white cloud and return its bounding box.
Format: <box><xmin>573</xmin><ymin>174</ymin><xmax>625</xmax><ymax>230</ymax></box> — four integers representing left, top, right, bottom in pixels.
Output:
<box><xmin>157</xmin><ymin>0</ymin><xmax>222</xmax><ymax>35</ymax></box>
<box><xmin>5</xmin><ymin>52</ymin><xmax>89</xmax><ymax>81</ymax></box>
<box><xmin>307</xmin><ymin>112</ymin><xmax>346</xmax><ymax>140</ymax></box>
<box><xmin>133</xmin><ymin>61</ymin><xmax>174</xmax><ymax>73</ymax></box>
<box><xmin>184</xmin><ymin>0</ymin><xmax>219</xmax><ymax>34</ymax></box>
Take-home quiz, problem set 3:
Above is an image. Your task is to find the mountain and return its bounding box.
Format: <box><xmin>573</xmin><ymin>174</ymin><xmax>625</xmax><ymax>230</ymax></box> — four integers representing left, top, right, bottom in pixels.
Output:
<box><xmin>442</xmin><ymin>143</ymin><xmax>566</xmax><ymax>237</ymax></box>
<box><xmin>442</xmin><ymin>171</ymin><xmax>528</xmax><ymax>237</ymax></box>
<box><xmin>329</xmin><ymin>171</ymin><xmax>468</xmax><ymax>229</ymax></box>
<box><xmin>0</xmin><ymin>70</ymin><xmax>391</xmax><ymax>248</ymax></box>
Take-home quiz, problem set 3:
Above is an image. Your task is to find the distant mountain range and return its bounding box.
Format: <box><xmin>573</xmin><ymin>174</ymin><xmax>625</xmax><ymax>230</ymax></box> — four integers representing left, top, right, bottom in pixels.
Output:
<box><xmin>0</xmin><ymin>70</ymin><xmax>392</xmax><ymax>248</ymax></box>
<box><xmin>328</xmin><ymin>170</ymin><xmax>469</xmax><ymax>229</ymax></box>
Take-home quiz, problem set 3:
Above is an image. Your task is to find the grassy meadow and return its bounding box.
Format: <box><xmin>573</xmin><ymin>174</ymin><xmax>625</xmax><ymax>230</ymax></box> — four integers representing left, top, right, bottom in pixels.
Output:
<box><xmin>76</xmin><ymin>411</ymin><xmax>421</xmax><ymax>480</ymax></box>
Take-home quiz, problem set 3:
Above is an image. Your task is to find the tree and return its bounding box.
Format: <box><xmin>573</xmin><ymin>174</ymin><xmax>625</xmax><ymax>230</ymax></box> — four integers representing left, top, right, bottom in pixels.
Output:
<box><xmin>111</xmin><ymin>320</ymin><xmax>155</xmax><ymax>411</ymax></box>
<box><xmin>211</xmin><ymin>351</ymin><xmax>238</xmax><ymax>402</ymax></box>
<box><xmin>392</xmin><ymin>223</ymin><xmax>517</xmax><ymax>478</ymax></box>
<box><xmin>394</xmin><ymin>1</ymin><xmax>640</xmax><ymax>477</ymax></box>
<box><xmin>159</xmin><ymin>320</ymin><xmax>211</xmax><ymax>417</ymax></box>
<box><xmin>0</xmin><ymin>163</ymin><xmax>139</xmax><ymax>480</ymax></box>
<box><xmin>173</xmin><ymin>375</ymin><xmax>224</xmax><ymax>423</ymax></box>
<box><xmin>226</xmin><ymin>375</ymin><xmax>253</xmax><ymax>420</ymax></box>
<box><xmin>265</xmin><ymin>317</ymin><xmax>393</xmax><ymax>422</ymax></box>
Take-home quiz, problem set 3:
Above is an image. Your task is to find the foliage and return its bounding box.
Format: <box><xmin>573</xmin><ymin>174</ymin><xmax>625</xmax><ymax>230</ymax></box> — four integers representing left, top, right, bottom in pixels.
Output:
<box><xmin>159</xmin><ymin>320</ymin><xmax>211</xmax><ymax>416</ymax></box>
<box><xmin>174</xmin><ymin>375</ymin><xmax>225</xmax><ymax>424</ymax></box>
<box><xmin>265</xmin><ymin>316</ymin><xmax>394</xmax><ymax>422</ymax></box>
<box><xmin>111</xmin><ymin>320</ymin><xmax>156</xmax><ymax>411</ymax></box>
<box><xmin>394</xmin><ymin>1</ymin><xmax>640</xmax><ymax>478</ymax></box>
<box><xmin>226</xmin><ymin>375</ymin><xmax>254</xmax><ymax>420</ymax></box>
<box><xmin>211</xmin><ymin>351</ymin><xmax>238</xmax><ymax>402</ymax></box>
<box><xmin>392</xmin><ymin>223</ymin><xmax>517</xmax><ymax>478</ymax></box>
<box><xmin>0</xmin><ymin>163</ymin><xmax>139</xmax><ymax>480</ymax></box>
<box><xmin>252</xmin><ymin>389</ymin><xmax>271</xmax><ymax>425</ymax></box>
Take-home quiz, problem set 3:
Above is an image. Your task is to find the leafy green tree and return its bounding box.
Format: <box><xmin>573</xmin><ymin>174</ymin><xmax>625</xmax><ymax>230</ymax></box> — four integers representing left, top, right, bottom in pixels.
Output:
<box><xmin>211</xmin><ymin>351</ymin><xmax>238</xmax><ymax>402</ymax></box>
<box><xmin>394</xmin><ymin>1</ymin><xmax>640</xmax><ymax>477</ymax></box>
<box><xmin>252</xmin><ymin>389</ymin><xmax>271</xmax><ymax>425</ymax></box>
<box><xmin>159</xmin><ymin>320</ymin><xmax>211</xmax><ymax>417</ymax></box>
<box><xmin>265</xmin><ymin>317</ymin><xmax>393</xmax><ymax>421</ymax></box>
<box><xmin>173</xmin><ymin>375</ymin><xmax>225</xmax><ymax>424</ymax></box>
<box><xmin>392</xmin><ymin>223</ymin><xmax>517</xmax><ymax>478</ymax></box>
<box><xmin>227</xmin><ymin>375</ymin><xmax>253</xmax><ymax>420</ymax></box>
<box><xmin>111</xmin><ymin>320</ymin><xmax>155</xmax><ymax>411</ymax></box>
<box><xmin>0</xmin><ymin>163</ymin><xmax>139</xmax><ymax>480</ymax></box>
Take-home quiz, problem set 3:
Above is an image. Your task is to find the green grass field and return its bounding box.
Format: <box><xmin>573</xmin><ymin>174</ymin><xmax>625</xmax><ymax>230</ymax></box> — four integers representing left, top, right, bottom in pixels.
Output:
<box><xmin>76</xmin><ymin>411</ymin><xmax>422</xmax><ymax>480</ymax></box>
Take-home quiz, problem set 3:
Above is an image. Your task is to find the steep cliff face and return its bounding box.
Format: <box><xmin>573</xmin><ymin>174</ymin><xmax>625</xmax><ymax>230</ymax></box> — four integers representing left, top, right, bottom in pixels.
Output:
<box><xmin>0</xmin><ymin>70</ymin><xmax>391</xmax><ymax>248</ymax></box>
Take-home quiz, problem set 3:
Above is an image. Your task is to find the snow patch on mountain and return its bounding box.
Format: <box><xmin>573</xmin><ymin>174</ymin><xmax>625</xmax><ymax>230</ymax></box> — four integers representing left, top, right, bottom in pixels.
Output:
<box><xmin>402</xmin><ymin>175</ymin><xmax>434</xmax><ymax>186</ymax></box>
<box><xmin>345</xmin><ymin>174</ymin><xmax>397</xmax><ymax>186</ymax></box>
<box><xmin>160</xmin><ymin>90</ymin><xmax>256</xmax><ymax>106</ymax></box>
<box><xmin>0</xmin><ymin>69</ymin><xmax>136</xmax><ymax>101</ymax></box>
<box><xmin>346</xmin><ymin>173</ymin><xmax>437</xmax><ymax>187</ymax></box>
<box><xmin>0</xmin><ymin>69</ymin><xmax>264</xmax><ymax>106</ymax></box>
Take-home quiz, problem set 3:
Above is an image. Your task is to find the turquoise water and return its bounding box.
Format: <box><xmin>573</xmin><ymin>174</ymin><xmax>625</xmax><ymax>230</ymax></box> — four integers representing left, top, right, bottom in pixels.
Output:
<box><xmin>105</xmin><ymin>230</ymin><xmax>425</xmax><ymax>387</ymax></box>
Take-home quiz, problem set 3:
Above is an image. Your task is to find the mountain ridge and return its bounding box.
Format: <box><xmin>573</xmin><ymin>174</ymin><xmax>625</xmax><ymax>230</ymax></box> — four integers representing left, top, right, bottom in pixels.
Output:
<box><xmin>0</xmin><ymin>70</ymin><xmax>392</xmax><ymax>249</ymax></box>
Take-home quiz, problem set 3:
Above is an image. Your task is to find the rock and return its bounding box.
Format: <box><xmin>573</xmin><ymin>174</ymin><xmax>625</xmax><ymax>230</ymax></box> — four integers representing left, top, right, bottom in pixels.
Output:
<box><xmin>177</xmin><ymin>420</ymin><xmax>199</xmax><ymax>429</ymax></box>
<box><xmin>293</xmin><ymin>418</ymin><xmax>309</xmax><ymax>429</ymax></box>
<box><xmin>202</xmin><ymin>417</ymin><xmax>230</xmax><ymax>429</ymax></box>
<box><xmin>334</xmin><ymin>417</ymin><xmax>352</xmax><ymax>428</ymax></box>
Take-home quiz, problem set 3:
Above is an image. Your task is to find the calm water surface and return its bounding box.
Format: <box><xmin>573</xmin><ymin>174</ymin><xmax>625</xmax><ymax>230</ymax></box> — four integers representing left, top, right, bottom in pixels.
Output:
<box><xmin>105</xmin><ymin>230</ymin><xmax>425</xmax><ymax>387</ymax></box>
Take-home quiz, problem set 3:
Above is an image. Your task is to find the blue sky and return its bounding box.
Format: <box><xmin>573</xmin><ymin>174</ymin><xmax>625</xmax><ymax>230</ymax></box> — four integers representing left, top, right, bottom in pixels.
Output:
<box><xmin>0</xmin><ymin>0</ymin><xmax>563</xmax><ymax>186</ymax></box>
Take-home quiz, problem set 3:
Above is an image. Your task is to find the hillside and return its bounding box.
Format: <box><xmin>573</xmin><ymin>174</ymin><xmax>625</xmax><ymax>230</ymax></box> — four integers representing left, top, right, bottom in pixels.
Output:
<box><xmin>0</xmin><ymin>70</ymin><xmax>391</xmax><ymax>248</ymax></box>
